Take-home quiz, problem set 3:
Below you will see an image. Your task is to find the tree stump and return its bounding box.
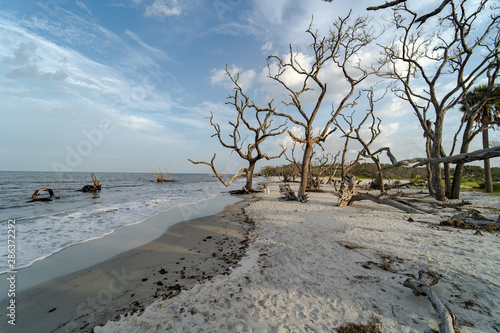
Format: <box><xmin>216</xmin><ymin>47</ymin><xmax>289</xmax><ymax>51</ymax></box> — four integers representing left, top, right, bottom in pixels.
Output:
<box><xmin>338</xmin><ymin>175</ymin><xmax>357</xmax><ymax>207</ymax></box>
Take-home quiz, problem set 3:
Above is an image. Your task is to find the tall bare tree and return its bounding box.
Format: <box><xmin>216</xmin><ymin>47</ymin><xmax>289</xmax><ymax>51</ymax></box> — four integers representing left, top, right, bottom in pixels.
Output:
<box><xmin>338</xmin><ymin>89</ymin><xmax>386</xmax><ymax>192</ymax></box>
<box><xmin>266</xmin><ymin>13</ymin><xmax>382</xmax><ymax>200</ymax></box>
<box><xmin>380</xmin><ymin>0</ymin><xmax>500</xmax><ymax>200</ymax></box>
<box><xmin>189</xmin><ymin>68</ymin><xmax>287</xmax><ymax>192</ymax></box>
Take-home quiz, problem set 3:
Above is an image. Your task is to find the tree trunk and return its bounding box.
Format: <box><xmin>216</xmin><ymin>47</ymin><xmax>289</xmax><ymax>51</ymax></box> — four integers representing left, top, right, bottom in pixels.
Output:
<box><xmin>483</xmin><ymin>129</ymin><xmax>493</xmax><ymax>193</ymax></box>
<box><xmin>245</xmin><ymin>162</ymin><xmax>256</xmax><ymax>192</ymax></box>
<box><xmin>425</xmin><ymin>136</ymin><xmax>435</xmax><ymax>197</ymax></box>
<box><xmin>432</xmin><ymin>118</ymin><xmax>446</xmax><ymax>201</ymax></box>
<box><xmin>299</xmin><ymin>141</ymin><xmax>314</xmax><ymax>197</ymax></box>
<box><xmin>450</xmin><ymin>119</ymin><xmax>475</xmax><ymax>199</ymax></box>
<box><xmin>451</xmin><ymin>164</ymin><xmax>464</xmax><ymax>199</ymax></box>
<box><xmin>375</xmin><ymin>159</ymin><xmax>385</xmax><ymax>193</ymax></box>
<box><xmin>444</xmin><ymin>162</ymin><xmax>451</xmax><ymax>198</ymax></box>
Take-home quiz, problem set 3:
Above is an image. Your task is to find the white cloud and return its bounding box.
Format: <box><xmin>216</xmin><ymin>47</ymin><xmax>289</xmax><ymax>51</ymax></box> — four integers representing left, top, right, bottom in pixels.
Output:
<box><xmin>145</xmin><ymin>0</ymin><xmax>181</xmax><ymax>19</ymax></box>
<box><xmin>210</xmin><ymin>65</ymin><xmax>256</xmax><ymax>92</ymax></box>
<box><xmin>377</xmin><ymin>98</ymin><xmax>413</xmax><ymax>118</ymax></box>
<box><xmin>117</xmin><ymin>114</ymin><xmax>164</xmax><ymax>132</ymax></box>
<box><xmin>261</xmin><ymin>42</ymin><xmax>273</xmax><ymax>52</ymax></box>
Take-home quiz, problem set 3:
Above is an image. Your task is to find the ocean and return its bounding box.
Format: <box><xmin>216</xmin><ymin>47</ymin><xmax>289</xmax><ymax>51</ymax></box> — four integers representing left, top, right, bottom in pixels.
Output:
<box><xmin>0</xmin><ymin>171</ymin><xmax>247</xmax><ymax>273</ymax></box>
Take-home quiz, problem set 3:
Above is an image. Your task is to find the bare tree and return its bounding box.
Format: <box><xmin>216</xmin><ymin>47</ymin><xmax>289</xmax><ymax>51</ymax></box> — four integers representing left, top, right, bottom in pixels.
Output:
<box><xmin>335</xmin><ymin>112</ymin><xmax>365</xmax><ymax>179</ymax></box>
<box><xmin>380</xmin><ymin>0</ymin><xmax>500</xmax><ymax>200</ymax></box>
<box><xmin>266</xmin><ymin>13</ymin><xmax>381</xmax><ymax>200</ymax></box>
<box><xmin>345</xmin><ymin>90</ymin><xmax>386</xmax><ymax>192</ymax></box>
<box><xmin>189</xmin><ymin>68</ymin><xmax>287</xmax><ymax>192</ymax></box>
<box><xmin>334</xmin><ymin>91</ymin><xmax>385</xmax><ymax>204</ymax></box>
<box><xmin>281</xmin><ymin>141</ymin><xmax>303</xmax><ymax>182</ymax></box>
<box><xmin>310</xmin><ymin>151</ymin><xmax>338</xmax><ymax>190</ymax></box>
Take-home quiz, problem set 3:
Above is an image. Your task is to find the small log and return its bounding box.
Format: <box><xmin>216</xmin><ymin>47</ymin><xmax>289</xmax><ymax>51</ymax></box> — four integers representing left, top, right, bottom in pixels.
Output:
<box><xmin>404</xmin><ymin>271</ymin><xmax>455</xmax><ymax>333</ymax></box>
<box><xmin>29</xmin><ymin>188</ymin><xmax>60</xmax><ymax>202</ymax></box>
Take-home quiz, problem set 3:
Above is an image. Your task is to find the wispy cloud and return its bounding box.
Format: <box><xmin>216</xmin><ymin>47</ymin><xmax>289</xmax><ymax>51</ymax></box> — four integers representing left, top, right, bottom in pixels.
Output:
<box><xmin>124</xmin><ymin>29</ymin><xmax>171</xmax><ymax>61</ymax></box>
<box><xmin>145</xmin><ymin>0</ymin><xmax>181</xmax><ymax>19</ymax></box>
<box><xmin>76</xmin><ymin>0</ymin><xmax>93</xmax><ymax>15</ymax></box>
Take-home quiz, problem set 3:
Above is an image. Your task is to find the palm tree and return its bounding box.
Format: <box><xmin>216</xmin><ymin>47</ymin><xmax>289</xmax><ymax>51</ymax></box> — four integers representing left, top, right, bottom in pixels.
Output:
<box><xmin>460</xmin><ymin>84</ymin><xmax>500</xmax><ymax>193</ymax></box>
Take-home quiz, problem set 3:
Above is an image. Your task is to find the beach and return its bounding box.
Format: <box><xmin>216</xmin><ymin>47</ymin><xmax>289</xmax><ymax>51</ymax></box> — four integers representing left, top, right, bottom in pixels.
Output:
<box><xmin>96</xmin><ymin>181</ymin><xmax>500</xmax><ymax>333</ymax></box>
<box><xmin>1</xmin><ymin>180</ymin><xmax>499</xmax><ymax>332</ymax></box>
<box><xmin>0</xmin><ymin>195</ymin><xmax>256</xmax><ymax>332</ymax></box>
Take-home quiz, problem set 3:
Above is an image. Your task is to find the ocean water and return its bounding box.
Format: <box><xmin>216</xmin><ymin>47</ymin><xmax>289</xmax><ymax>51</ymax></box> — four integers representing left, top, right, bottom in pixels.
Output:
<box><xmin>0</xmin><ymin>171</ymin><xmax>247</xmax><ymax>273</ymax></box>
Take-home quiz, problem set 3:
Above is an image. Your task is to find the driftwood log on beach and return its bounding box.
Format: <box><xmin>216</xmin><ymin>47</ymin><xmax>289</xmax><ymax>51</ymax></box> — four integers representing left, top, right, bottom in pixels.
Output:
<box><xmin>346</xmin><ymin>193</ymin><xmax>432</xmax><ymax>214</ymax></box>
<box><xmin>338</xmin><ymin>175</ymin><xmax>357</xmax><ymax>207</ymax></box>
<box><xmin>279</xmin><ymin>184</ymin><xmax>308</xmax><ymax>202</ymax></box>
<box><xmin>29</xmin><ymin>188</ymin><xmax>60</xmax><ymax>202</ymax></box>
<box><xmin>404</xmin><ymin>271</ymin><xmax>455</xmax><ymax>333</ymax></box>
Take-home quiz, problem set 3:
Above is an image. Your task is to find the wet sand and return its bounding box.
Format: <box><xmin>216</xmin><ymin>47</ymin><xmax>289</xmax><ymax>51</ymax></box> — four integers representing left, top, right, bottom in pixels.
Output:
<box><xmin>0</xmin><ymin>195</ymin><xmax>256</xmax><ymax>333</ymax></box>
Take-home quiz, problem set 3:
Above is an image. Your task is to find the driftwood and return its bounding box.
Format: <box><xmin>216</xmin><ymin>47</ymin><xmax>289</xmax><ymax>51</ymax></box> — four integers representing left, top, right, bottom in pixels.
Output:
<box><xmin>404</xmin><ymin>271</ymin><xmax>455</xmax><ymax>333</ymax></box>
<box><xmin>82</xmin><ymin>173</ymin><xmax>101</xmax><ymax>192</ymax></box>
<box><xmin>338</xmin><ymin>175</ymin><xmax>357</xmax><ymax>207</ymax></box>
<box><xmin>279</xmin><ymin>184</ymin><xmax>297</xmax><ymax>201</ymax></box>
<box><xmin>402</xmin><ymin>197</ymin><xmax>471</xmax><ymax>210</ymax></box>
<box><xmin>153</xmin><ymin>168</ymin><xmax>176</xmax><ymax>183</ymax></box>
<box><xmin>346</xmin><ymin>193</ymin><xmax>431</xmax><ymax>214</ymax></box>
<box><xmin>28</xmin><ymin>188</ymin><xmax>60</xmax><ymax>202</ymax></box>
<box><xmin>279</xmin><ymin>184</ymin><xmax>308</xmax><ymax>202</ymax></box>
<box><xmin>440</xmin><ymin>210</ymin><xmax>500</xmax><ymax>232</ymax></box>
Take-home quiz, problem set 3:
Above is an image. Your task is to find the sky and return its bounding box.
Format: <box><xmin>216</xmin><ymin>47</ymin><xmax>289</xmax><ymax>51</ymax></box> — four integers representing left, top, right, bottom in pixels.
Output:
<box><xmin>0</xmin><ymin>0</ymin><xmax>498</xmax><ymax>173</ymax></box>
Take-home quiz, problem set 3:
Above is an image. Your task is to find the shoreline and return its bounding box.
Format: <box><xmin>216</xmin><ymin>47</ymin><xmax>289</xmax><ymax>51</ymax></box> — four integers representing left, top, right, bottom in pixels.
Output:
<box><xmin>0</xmin><ymin>194</ymin><xmax>241</xmax><ymax>292</ymax></box>
<box><xmin>0</xmin><ymin>194</ymin><xmax>257</xmax><ymax>332</ymax></box>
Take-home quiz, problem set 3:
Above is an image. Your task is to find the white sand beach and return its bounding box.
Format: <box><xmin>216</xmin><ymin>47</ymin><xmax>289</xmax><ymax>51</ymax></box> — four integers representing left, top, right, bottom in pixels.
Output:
<box><xmin>96</xmin><ymin>180</ymin><xmax>500</xmax><ymax>333</ymax></box>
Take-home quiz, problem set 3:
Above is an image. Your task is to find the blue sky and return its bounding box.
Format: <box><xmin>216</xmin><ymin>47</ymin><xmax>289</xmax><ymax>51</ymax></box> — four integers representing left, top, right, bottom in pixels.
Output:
<box><xmin>0</xmin><ymin>0</ymin><xmax>497</xmax><ymax>173</ymax></box>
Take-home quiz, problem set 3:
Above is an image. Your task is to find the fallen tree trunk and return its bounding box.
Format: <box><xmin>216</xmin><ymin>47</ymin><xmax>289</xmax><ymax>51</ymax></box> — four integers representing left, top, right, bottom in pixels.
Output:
<box><xmin>346</xmin><ymin>192</ymin><xmax>430</xmax><ymax>214</ymax></box>
<box><xmin>401</xmin><ymin>198</ymin><xmax>471</xmax><ymax>210</ymax></box>
<box><xmin>404</xmin><ymin>271</ymin><xmax>455</xmax><ymax>333</ymax></box>
<box><xmin>371</xmin><ymin>146</ymin><xmax>500</xmax><ymax>174</ymax></box>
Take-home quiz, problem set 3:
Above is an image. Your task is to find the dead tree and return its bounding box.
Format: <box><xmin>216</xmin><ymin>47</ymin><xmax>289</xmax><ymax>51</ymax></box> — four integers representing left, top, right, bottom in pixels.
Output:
<box><xmin>337</xmin><ymin>89</ymin><xmax>386</xmax><ymax>192</ymax></box>
<box><xmin>309</xmin><ymin>152</ymin><xmax>336</xmax><ymax>190</ymax></box>
<box><xmin>152</xmin><ymin>168</ymin><xmax>176</xmax><ymax>183</ymax></box>
<box><xmin>367</xmin><ymin>0</ymin><xmax>452</xmax><ymax>26</ymax></box>
<box><xmin>189</xmin><ymin>67</ymin><xmax>287</xmax><ymax>193</ymax></box>
<box><xmin>379</xmin><ymin>0</ymin><xmax>500</xmax><ymax>200</ymax></box>
<box><xmin>281</xmin><ymin>141</ymin><xmax>303</xmax><ymax>182</ymax></box>
<box><xmin>325</xmin><ymin>152</ymin><xmax>341</xmax><ymax>185</ymax></box>
<box><xmin>82</xmin><ymin>173</ymin><xmax>102</xmax><ymax>191</ymax></box>
<box><xmin>375</xmin><ymin>146</ymin><xmax>500</xmax><ymax>172</ymax></box>
<box><xmin>29</xmin><ymin>188</ymin><xmax>60</xmax><ymax>202</ymax></box>
<box><xmin>266</xmin><ymin>13</ymin><xmax>383</xmax><ymax>201</ymax></box>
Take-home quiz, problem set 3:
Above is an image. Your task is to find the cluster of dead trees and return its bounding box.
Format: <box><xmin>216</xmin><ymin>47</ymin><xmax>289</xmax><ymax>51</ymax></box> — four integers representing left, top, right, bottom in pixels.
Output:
<box><xmin>190</xmin><ymin>1</ymin><xmax>499</xmax><ymax>203</ymax></box>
